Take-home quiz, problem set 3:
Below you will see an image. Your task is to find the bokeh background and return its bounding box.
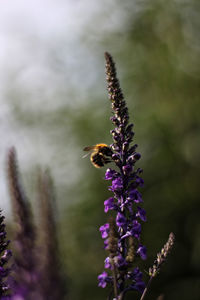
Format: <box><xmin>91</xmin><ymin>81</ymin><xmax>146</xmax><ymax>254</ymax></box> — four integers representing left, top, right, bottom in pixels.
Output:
<box><xmin>0</xmin><ymin>0</ymin><xmax>200</xmax><ymax>299</ymax></box>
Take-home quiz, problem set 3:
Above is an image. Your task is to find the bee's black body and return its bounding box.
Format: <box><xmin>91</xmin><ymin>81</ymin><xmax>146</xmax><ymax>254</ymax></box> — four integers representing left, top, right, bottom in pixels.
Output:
<box><xmin>83</xmin><ymin>143</ymin><xmax>113</xmax><ymax>168</ymax></box>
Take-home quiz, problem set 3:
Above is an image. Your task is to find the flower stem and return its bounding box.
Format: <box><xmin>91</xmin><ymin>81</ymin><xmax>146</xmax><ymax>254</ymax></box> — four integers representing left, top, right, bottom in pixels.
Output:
<box><xmin>139</xmin><ymin>276</ymin><xmax>153</xmax><ymax>300</ymax></box>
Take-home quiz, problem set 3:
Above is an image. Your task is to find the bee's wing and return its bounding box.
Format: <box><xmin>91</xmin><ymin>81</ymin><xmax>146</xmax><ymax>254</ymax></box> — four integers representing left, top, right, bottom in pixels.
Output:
<box><xmin>82</xmin><ymin>146</ymin><xmax>95</xmax><ymax>159</ymax></box>
<box><xmin>82</xmin><ymin>153</ymin><xmax>91</xmax><ymax>158</ymax></box>
<box><xmin>83</xmin><ymin>146</ymin><xmax>95</xmax><ymax>151</ymax></box>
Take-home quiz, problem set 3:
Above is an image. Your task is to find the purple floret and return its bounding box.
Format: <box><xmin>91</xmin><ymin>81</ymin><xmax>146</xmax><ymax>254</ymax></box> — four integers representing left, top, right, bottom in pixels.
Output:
<box><xmin>98</xmin><ymin>271</ymin><xmax>109</xmax><ymax>288</ymax></box>
<box><xmin>99</xmin><ymin>223</ymin><xmax>109</xmax><ymax>239</ymax></box>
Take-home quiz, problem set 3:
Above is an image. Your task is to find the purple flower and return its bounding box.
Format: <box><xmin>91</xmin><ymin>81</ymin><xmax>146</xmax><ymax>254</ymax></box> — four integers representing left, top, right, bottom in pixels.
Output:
<box><xmin>114</xmin><ymin>255</ymin><xmax>127</xmax><ymax>268</ymax></box>
<box><xmin>98</xmin><ymin>271</ymin><xmax>109</xmax><ymax>288</ymax></box>
<box><xmin>137</xmin><ymin>245</ymin><xmax>147</xmax><ymax>260</ymax></box>
<box><xmin>128</xmin><ymin>267</ymin><xmax>145</xmax><ymax>293</ymax></box>
<box><xmin>131</xmin><ymin>220</ymin><xmax>141</xmax><ymax>238</ymax></box>
<box><xmin>122</xmin><ymin>164</ymin><xmax>132</xmax><ymax>175</ymax></box>
<box><xmin>121</xmin><ymin>220</ymin><xmax>142</xmax><ymax>240</ymax></box>
<box><xmin>116</xmin><ymin>212</ymin><xmax>126</xmax><ymax>227</ymax></box>
<box><xmin>99</xmin><ymin>223</ymin><xmax>109</xmax><ymax>239</ymax></box>
<box><xmin>127</xmin><ymin>189</ymin><xmax>143</xmax><ymax>203</ymax></box>
<box><xmin>128</xmin><ymin>267</ymin><xmax>143</xmax><ymax>281</ymax></box>
<box><xmin>104</xmin><ymin>238</ymin><xmax>109</xmax><ymax>249</ymax></box>
<box><xmin>104</xmin><ymin>257</ymin><xmax>112</xmax><ymax>269</ymax></box>
<box><xmin>136</xmin><ymin>206</ymin><xmax>146</xmax><ymax>222</ymax></box>
<box><xmin>131</xmin><ymin>280</ymin><xmax>145</xmax><ymax>293</ymax></box>
<box><xmin>1</xmin><ymin>250</ymin><xmax>12</xmax><ymax>265</ymax></box>
<box><xmin>105</xmin><ymin>168</ymin><xmax>118</xmax><ymax>180</ymax></box>
<box><xmin>109</xmin><ymin>177</ymin><xmax>123</xmax><ymax>192</ymax></box>
<box><xmin>104</xmin><ymin>198</ymin><xmax>115</xmax><ymax>213</ymax></box>
<box><xmin>135</xmin><ymin>176</ymin><xmax>144</xmax><ymax>187</ymax></box>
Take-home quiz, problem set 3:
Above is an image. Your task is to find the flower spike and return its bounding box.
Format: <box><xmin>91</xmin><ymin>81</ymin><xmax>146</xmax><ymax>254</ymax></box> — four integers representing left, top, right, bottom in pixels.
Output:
<box><xmin>98</xmin><ymin>53</ymin><xmax>147</xmax><ymax>299</ymax></box>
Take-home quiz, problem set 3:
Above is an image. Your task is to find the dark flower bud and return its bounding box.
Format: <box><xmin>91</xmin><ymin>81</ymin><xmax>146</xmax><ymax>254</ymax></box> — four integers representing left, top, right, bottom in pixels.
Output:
<box><xmin>126</xmin><ymin>133</ymin><xmax>135</xmax><ymax>144</ymax></box>
<box><xmin>128</xmin><ymin>144</ymin><xmax>138</xmax><ymax>155</ymax></box>
<box><xmin>136</xmin><ymin>167</ymin><xmax>143</xmax><ymax>174</ymax></box>
<box><xmin>121</xmin><ymin>107</ymin><xmax>128</xmax><ymax>117</ymax></box>
<box><xmin>111</xmin><ymin>144</ymin><xmax>120</xmax><ymax>152</ymax></box>
<box><xmin>112</xmin><ymin>153</ymin><xmax>120</xmax><ymax>161</ymax></box>
<box><xmin>112</xmin><ymin>102</ymin><xmax>118</xmax><ymax>110</ymax></box>
<box><xmin>112</xmin><ymin>154</ymin><xmax>122</xmax><ymax>168</ymax></box>
<box><xmin>122</xmin><ymin>142</ymin><xmax>129</xmax><ymax>152</ymax></box>
<box><xmin>122</xmin><ymin>165</ymin><xmax>132</xmax><ymax>176</ymax></box>
<box><xmin>111</xmin><ymin>130</ymin><xmax>121</xmax><ymax>143</ymax></box>
<box><xmin>1</xmin><ymin>250</ymin><xmax>12</xmax><ymax>264</ymax></box>
<box><xmin>126</xmin><ymin>131</ymin><xmax>134</xmax><ymax>139</ymax></box>
<box><xmin>127</xmin><ymin>152</ymin><xmax>141</xmax><ymax>164</ymax></box>
<box><xmin>110</xmin><ymin>116</ymin><xmax>120</xmax><ymax>126</ymax></box>
<box><xmin>125</xmin><ymin>124</ymin><xmax>134</xmax><ymax>134</ymax></box>
<box><xmin>122</xmin><ymin>118</ymin><xmax>129</xmax><ymax>127</ymax></box>
<box><xmin>134</xmin><ymin>153</ymin><xmax>141</xmax><ymax>160</ymax></box>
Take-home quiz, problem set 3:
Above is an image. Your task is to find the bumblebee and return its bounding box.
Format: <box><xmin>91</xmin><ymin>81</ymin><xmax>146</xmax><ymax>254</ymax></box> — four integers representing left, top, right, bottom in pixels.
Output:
<box><xmin>83</xmin><ymin>143</ymin><xmax>113</xmax><ymax>168</ymax></box>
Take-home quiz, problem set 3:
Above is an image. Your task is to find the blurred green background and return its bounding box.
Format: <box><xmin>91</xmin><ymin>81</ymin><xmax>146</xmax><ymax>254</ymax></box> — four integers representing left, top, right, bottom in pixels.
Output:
<box><xmin>0</xmin><ymin>0</ymin><xmax>200</xmax><ymax>299</ymax></box>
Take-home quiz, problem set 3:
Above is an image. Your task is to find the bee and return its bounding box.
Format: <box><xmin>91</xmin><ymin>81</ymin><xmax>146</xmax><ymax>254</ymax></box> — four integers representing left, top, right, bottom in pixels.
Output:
<box><xmin>83</xmin><ymin>143</ymin><xmax>113</xmax><ymax>168</ymax></box>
